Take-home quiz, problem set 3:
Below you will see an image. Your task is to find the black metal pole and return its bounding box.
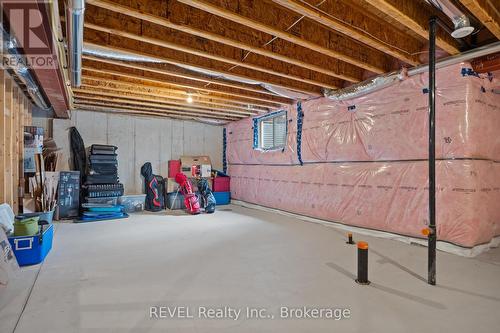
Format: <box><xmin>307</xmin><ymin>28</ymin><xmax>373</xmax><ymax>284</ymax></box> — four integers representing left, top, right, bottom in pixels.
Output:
<box><xmin>428</xmin><ymin>16</ymin><xmax>437</xmax><ymax>286</ymax></box>
<box><xmin>355</xmin><ymin>242</ymin><xmax>370</xmax><ymax>285</ymax></box>
<box><xmin>346</xmin><ymin>232</ymin><xmax>354</xmax><ymax>245</ymax></box>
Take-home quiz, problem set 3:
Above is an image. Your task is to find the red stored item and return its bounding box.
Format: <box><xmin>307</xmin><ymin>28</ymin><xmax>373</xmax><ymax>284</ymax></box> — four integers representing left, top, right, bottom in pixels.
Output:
<box><xmin>212</xmin><ymin>176</ymin><xmax>230</xmax><ymax>192</ymax></box>
<box><xmin>184</xmin><ymin>193</ymin><xmax>200</xmax><ymax>214</ymax></box>
<box><xmin>168</xmin><ymin>160</ymin><xmax>181</xmax><ymax>178</ymax></box>
<box><xmin>174</xmin><ymin>173</ymin><xmax>200</xmax><ymax>215</ymax></box>
<box><xmin>191</xmin><ymin>165</ymin><xmax>199</xmax><ymax>177</ymax></box>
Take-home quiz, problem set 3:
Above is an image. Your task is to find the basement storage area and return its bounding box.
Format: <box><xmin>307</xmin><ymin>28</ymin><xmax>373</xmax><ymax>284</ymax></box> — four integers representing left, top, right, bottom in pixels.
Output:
<box><xmin>1</xmin><ymin>0</ymin><xmax>500</xmax><ymax>332</ymax></box>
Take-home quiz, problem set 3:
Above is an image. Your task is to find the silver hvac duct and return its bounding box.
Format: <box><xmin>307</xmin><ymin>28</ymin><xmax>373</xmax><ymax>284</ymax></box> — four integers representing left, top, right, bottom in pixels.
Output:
<box><xmin>326</xmin><ymin>41</ymin><xmax>500</xmax><ymax>101</ymax></box>
<box><xmin>82</xmin><ymin>43</ymin><xmax>165</xmax><ymax>63</ymax></box>
<box><xmin>407</xmin><ymin>41</ymin><xmax>500</xmax><ymax>76</ymax></box>
<box><xmin>66</xmin><ymin>0</ymin><xmax>85</xmax><ymax>87</ymax></box>
<box><xmin>324</xmin><ymin>72</ymin><xmax>401</xmax><ymax>101</ymax></box>
<box><xmin>426</xmin><ymin>0</ymin><xmax>474</xmax><ymax>38</ymax></box>
<box><xmin>0</xmin><ymin>26</ymin><xmax>51</xmax><ymax>110</ymax></box>
<box><xmin>83</xmin><ymin>43</ymin><xmax>307</xmax><ymax>99</ymax></box>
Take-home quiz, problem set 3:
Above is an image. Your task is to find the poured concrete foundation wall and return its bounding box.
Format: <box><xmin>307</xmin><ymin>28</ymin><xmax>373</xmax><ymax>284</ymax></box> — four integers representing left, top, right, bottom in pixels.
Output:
<box><xmin>53</xmin><ymin>110</ymin><xmax>223</xmax><ymax>194</ymax></box>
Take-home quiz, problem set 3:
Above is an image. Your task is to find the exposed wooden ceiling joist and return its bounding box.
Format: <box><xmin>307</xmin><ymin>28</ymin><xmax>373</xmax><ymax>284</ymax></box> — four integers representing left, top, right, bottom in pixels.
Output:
<box><xmin>74</xmin><ymin>94</ymin><xmax>247</xmax><ymax>118</ymax></box>
<box><xmin>270</xmin><ymin>0</ymin><xmax>421</xmax><ymax>65</ymax></box>
<box><xmin>82</xmin><ymin>55</ymin><xmax>288</xmax><ymax>99</ymax></box>
<box><xmin>82</xmin><ymin>57</ymin><xmax>291</xmax><ymax>106</ymax></box>
<box><xmin>74</xmin><ymin>89</ymin><xmax>258</xmax><ymax>116</ymax></box>
<box><xmin>74</xmin><ymin>99</ymin><xmax>240</xmax><ymax>120</ymax></box>
<box><xmin>81</xmin><ymin>76</ymin><xmax>281</xmax><ymax>110</ymax></box>
<box><xmin>83</xmin><ymin>25</ymin><xmax>329</xmax><ymax>95</ymax></box>
<box><xmin>86</xmin><ymin>0</ymin><xmax>361</xmax><ymax>83</ymax></box>
<box><xmin>75</xmin><ymin>105</ymin><xmax>177</xmax><ymax>120</ymax></box>
<box><xmin>61</xmin><ymin>0</ymin><xmax>497</xmax><ymax>123</ymax></box>
<box><xmin>458</xmin><ymin>0</ymin><xmax>500</xmax><ymax>39</ymax></box>
<box><xmin>77</xmin><ymin>84</ymin><xmax>268</xmax><ymax>113</ymax></box>
<box><xmin>176</xmin><ymin>0</ymin><xmax>388</xmax><ymax>74</ymax></box>
<box><xmin>82</xmin><ymin>65</ymin><xmax>292</xmax><ymax>107</ymax></box>
<box><xmin>364</xmin><ymin>0</ymin><xmax>460</xmax><ymax>55</ymax></box>
<box><xmin>75</xmin><ymin>103</ymin><xmax>232</xmax><ymax>122</ymax></box>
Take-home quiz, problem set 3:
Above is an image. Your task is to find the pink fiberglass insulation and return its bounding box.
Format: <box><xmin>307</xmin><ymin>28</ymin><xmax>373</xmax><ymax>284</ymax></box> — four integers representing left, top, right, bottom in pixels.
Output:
<box><xmin>230</xmin><ymin>161</ymin><xmax>500</xmax><ymax>248</ymax></box>
<box><xmin>226</xmin><ymin>104</ymin><xmax>298</xmax><ymax>165</ymax></box>
<box><xmin>301</xmin><ymin>70</ymin><xmax>500</xmax><ymax>162</ymax></box>
<box><xmin>226</xmin><ymin>63</ymin><xmax>500</xmax><ymax>249</ymax></box>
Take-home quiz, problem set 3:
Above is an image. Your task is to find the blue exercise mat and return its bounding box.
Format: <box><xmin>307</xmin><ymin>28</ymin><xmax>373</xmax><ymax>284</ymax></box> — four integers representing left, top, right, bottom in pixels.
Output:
<box><xmin>85</xmin><ymin>205</ymin><xmax>124</xmax><ymax>213</ymax></box>
<box><xmin>75</xmin><ymin>213</ymin><xmax>129</xmax><ymax>223</ymax></box>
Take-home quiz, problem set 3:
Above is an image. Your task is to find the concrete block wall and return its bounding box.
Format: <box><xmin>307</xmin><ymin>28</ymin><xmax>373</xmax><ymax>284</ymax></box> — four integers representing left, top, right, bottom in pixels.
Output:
<box><xmin>52</xmin><ymin>110</ymin><xmax>223</xmax><ymax>194</ymax></box>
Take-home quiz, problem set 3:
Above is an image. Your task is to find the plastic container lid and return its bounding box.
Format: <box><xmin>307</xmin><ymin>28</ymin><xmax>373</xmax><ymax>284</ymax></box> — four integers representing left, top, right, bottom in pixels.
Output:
<box><xmin>14</xmin><ymin>216</ymin><xmax>40</xmax><ymax>236</ymax></box>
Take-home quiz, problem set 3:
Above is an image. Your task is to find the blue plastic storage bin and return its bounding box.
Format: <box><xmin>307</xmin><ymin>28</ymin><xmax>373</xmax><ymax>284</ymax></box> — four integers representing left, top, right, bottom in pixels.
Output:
<box><xmin>8</xmin><ymin>224</ymin><xmax>53</xmax><ymax>266</ymax></box>
<box><xmin>213</xmin><ymin>191</ymin><xmax>231</xmax><ymax>205</ymax></box>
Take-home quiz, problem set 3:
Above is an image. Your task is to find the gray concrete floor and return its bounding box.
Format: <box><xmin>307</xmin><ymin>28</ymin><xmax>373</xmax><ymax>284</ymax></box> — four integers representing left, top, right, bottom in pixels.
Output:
<box><xmin>1</xmin><ymin>204</ymin><xmax>500</xmax><ymax>333</ymax></box>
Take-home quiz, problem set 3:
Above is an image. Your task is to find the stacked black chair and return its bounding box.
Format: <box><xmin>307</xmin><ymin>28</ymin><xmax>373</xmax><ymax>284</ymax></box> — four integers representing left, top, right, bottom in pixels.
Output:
<box><xmin>84</xmin><ymin>145</ymin><xmax>124</xmax><ymax>203</ymax></box>
<box><xmin>78</xmin><ymin>145</ymin><xmax>127</xmax><ymax>222</ymax></box>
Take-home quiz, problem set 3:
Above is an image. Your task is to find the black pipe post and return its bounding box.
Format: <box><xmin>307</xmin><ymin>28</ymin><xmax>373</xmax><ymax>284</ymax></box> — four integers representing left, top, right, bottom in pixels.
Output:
<box><xmin>346</xmin><ymin>233</ymin><xmax>354</xmax><ymax>245</ymax></box>
<box><xmin>428</xmin><ymin>16</ymin><xmax>437</xmax><ymax>286</ymax></box>
<box><xmin>355</xmin><ymin>242</ymin><xmax>370</xmax><ymax>285</ymax></box>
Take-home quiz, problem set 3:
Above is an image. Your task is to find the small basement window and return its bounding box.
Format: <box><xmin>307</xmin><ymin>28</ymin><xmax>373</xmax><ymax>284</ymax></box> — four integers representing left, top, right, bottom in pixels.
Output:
<box><xmin>253</xmin><ymin>111</ymin><xmax>287</xmax><ymax>150</ymax></box>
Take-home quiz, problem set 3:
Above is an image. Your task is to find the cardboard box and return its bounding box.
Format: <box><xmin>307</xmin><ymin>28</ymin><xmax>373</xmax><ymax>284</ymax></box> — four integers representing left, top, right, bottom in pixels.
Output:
<box><xmin>166</xmin><ymin>178</ymin><xmax>181</xmax><ymax>193</ymax></box>
<box><xmin>166</xmin><ymin>177</ymin><xmax>212</xmax><ymax>194</ymax></box>
<box><xmin>200</xmin><ymin>165</ymin><xmax>212</xmax><ymax>178</ymax></box>
<box><xmin>180</xmin><ymin>156</ymin><xmax>211</xmax><ymax>177</ymax></box>
<box><xmin>185</xmin><ymin>164</ymin><xmax>211</xmax><ymax>178</ymax></box>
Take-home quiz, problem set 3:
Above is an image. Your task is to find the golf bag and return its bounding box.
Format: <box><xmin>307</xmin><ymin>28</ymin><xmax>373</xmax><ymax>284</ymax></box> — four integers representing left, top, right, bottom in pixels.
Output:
<box><xmin>196</xmin><ymin>178</ymin><xmax>216</xmax><ymax>213</ymax></box>
<box><xmin>69</xmin><ymin>127</ymin><xmax>86</xmax><ymax>212</ymax></box>
<box><xmin>69</xmin><ymin>127</ymin><xmax>86</xmax><ymax>177</ymax></box>
<box><xmin>174</xmin><ymin>173</ymin><xmax>200</xmax><ymax>215</ymax></box>
<box><xmin>140</xmin><ymin>162</ymin><xmax>165</xmax><ymax>212</ymax></box>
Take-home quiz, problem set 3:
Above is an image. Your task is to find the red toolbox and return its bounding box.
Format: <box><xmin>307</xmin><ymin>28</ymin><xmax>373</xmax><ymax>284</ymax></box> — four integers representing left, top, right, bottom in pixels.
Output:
<box><xmin>168</xmin><ymin>160</ymin><xmax>181</xmax><ymax>178</ymax></box>
<box><xmin>212</xmin><ymin>176</ymin><xmax>230</xmax><ymax>192</ymax></box>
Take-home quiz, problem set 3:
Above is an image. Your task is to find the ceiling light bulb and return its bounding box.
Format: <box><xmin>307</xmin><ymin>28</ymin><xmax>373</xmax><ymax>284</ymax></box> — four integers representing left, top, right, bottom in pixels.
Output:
<box><xmin>187</xmin><ymin>95</ymin><xmax>193</xmax><ymax>103</ymax></box>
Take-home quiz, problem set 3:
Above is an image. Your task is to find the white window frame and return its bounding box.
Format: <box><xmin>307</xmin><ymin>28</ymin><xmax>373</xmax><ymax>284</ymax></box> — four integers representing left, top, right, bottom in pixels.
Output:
<box><xmin>253</xmin><ymin>110</ymin><xmax>287</xmax><ymax>151</ymax></box>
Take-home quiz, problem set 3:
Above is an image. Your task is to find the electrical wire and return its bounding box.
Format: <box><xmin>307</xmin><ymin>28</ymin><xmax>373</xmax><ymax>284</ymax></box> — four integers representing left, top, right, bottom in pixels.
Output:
<box><xmin>224</xmin><ymin>0</ymin><xmax>327</xmax><ymax>76</ymax></box>
<box><xmin>296</xmin><ymin>0</ymin><xmax>414</xmax><ymax>56</ymax></box>
<box><xmin>202</xmin><ymin>0</ymin><xmax>421</xmax><ymax>98</ymax></box>
<box><xmin>210</xmin><ymin>0</ymin><xmax>419</xmax><ymax>92</ymax></box>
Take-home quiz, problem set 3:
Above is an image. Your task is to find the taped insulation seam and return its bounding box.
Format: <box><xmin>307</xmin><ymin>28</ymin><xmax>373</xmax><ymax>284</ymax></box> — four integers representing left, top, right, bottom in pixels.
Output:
<box><xmin>229</xmin><ymin>160</ymin><xmax>500</xmax><ymax>252</ymax></box>
<box><xmin>230</xmin><ymin>181</ymin><xmax>500</xmax><ymax>248</ymax></box>
<box><xmin>297</xmin><ymin>101</ymin><xmax>304</xmax><ymax>166</ymax></box>
<box><xmin>226</xmin><ymin>63</ymin><xmax>500</xmax><ymax>253</ymax></box>
<box><xmin>228</xmin><ymin>157</ymin><xmax>498</xmax><ymax>167</ymax></box>
<box><xmin>252</xmin><ymin>118</ymin><xmax>258</xmax><ymax>149</ymax></box>
<box><xmin>232</xmin><ymin>200</ymin><xmax>500</xmax><ymax>258</ymax></box>
<box><xmin>223</xmin><ymin>128</ymin><xmax>227</xmax><ymax>174</ymax></box>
